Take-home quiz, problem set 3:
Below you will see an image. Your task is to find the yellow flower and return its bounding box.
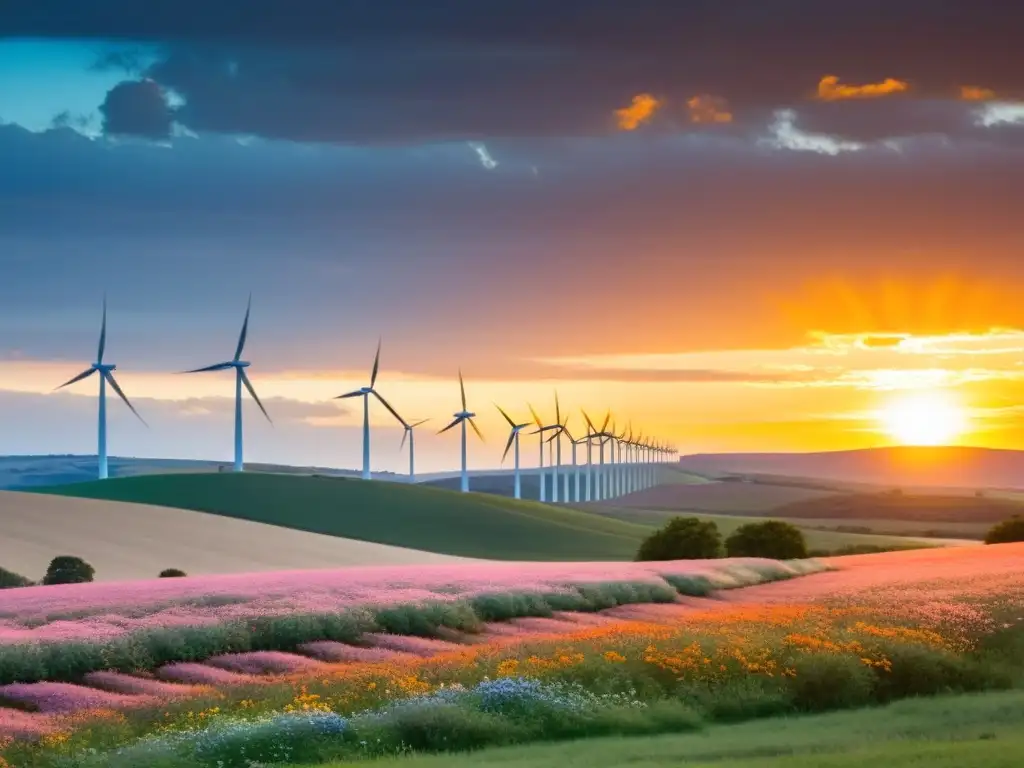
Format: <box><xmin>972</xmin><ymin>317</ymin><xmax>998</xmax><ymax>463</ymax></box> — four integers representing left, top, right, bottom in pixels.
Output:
<box><xmin>603</xmin><ymin>651</ymin><xmax>627</xmax><ymax>663</ymax></box>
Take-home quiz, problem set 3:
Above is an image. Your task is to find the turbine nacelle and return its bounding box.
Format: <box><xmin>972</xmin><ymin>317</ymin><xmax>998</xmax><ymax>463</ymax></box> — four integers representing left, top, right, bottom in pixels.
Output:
<box><xmin>455</xmin><ymin>410</ymin><xmax>475</xmax><ymax>419</ymax></box>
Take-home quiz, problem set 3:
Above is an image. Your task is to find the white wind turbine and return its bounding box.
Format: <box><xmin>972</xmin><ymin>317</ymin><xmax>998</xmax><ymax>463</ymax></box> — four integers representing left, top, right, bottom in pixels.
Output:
<box><xmin>55</xmin><ymin>297</ymin><xmax>147</xmax><ymax>480</ymax></box>
<box><xmin>182</xmin><ymin>295</ymin><xmax>271</xmax><ymax>472</ymax></box>
<box><xmin>438</xmin><ymin>370</ymin><xmax>484</xmax><ymax>493</ymax></box>
<box><xmin>496</xmin><ymin>404</ymin><xmax>531</xmax><ymax>499</ymax></box>
<box><xmin>399</xmin><ymin>417</ymin><xmax>430</xmax><ymax>483</ymax></box>
<box><xmin>528</xmin><ymin>403</ymin><xmax>556</xmax><ymax>501</ymax></box>
<box><xmin>538</xmin><ymin>393</ymin><xmax>567</xmax><ymax>502</ymax></box>
<box><xmin>334</xmin><ymin>339</ymin><xmax>404</xmax><ymax>481</ymax></box>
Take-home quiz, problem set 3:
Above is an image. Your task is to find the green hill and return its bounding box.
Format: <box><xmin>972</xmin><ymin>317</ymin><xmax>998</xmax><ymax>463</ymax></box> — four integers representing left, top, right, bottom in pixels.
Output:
<box><xmin>31</xmin><ymin>473</ymin><xmax>653</xmax><ymax>561</ymax></box>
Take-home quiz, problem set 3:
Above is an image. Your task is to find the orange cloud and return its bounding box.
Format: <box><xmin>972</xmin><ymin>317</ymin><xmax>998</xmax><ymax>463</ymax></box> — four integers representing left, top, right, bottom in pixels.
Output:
<box><xmin>686</xmin><ymin>94</ymin><xmax>732</xmax><ymax>124</ymax></box>
<box><xmin>960</xmin><ymin>85</ymin><xmax>996</xmax><ymax>101</ymax></box>
<box><xmin>614</xmin><ymin>93</ymin><xmax>661</xmax><ymax>130</ymax></box>
<box><xmin>816</xmin><ymin>74</ymin><xmax>909</xmax><ymax>101</ymax></box>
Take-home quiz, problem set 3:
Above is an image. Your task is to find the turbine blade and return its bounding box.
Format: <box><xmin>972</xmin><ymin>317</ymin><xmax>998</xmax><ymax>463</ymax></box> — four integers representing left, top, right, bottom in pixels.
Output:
<box><xmin>411</xmin><ymin>418</ymin><xmax>430</xmax><ymax>428</ymax></box>
<box><xmin>373</xmin><ymin>390</ymin><xmax>405</xmax><ymax>426</ymax></box>
<box><xmin>55</xmin><ymin>368</ymin><xmax>96</xmax><ymax>390</ymax></box>
<box><xmin>528</xmin><ymin>403</ymin><xmax>543</xmax><ymax>427</ymax></box>
<box><xmin>459</xmin><ymin>369</ymin><xmax>467</xmax><ymax>411</ymax></box>
<box><xmin>468</xmin><ymin>417</ymin><xmax>484</xmax><ymax>441</ymax></box>
<box><xmin>182</xmin><ymin>362</ymin><xmax>234</xmax><ymax>374</ymax></box>
<box><xmin>234</xmin><ymin>294</ymin><xmax>251</xmax><ymax>361</ymax></box>
<box><xmin>554</xmin><ymin>390</ymin><xmax>561</xmax><ymax>423</ymax></box>
<box><xmin>495</xmin><ymin>403</ymin><xmax>516</xmax><ymax>427</ymax></box>
<box><xmin>502</xmin><ymin>430</ymin><xmax>516</xmax><ymax>463</ymax></box>
<box><xmin>104</xmin><ymin>371</ymin><xmax>147</xmax><ymax>426</ymax></box>
<box><xmin>581</xmin><ymin>409</ymin><xmax>597</xmax><ymax>434</ymax></box>
<box><xmin>600</xmin><ymin>411</ymin><xmax>611</xmax><ymax>432</ymax></box>
<box><xmin>438</xmin><ymin>416</ymin><xmax>462</xmax><ymax>435</ymax></box>
<box><xmin>370</xmin><ymin>337</ymin><xmax>381</xmax><ymax>388</ymax></box>
<box><xmin>240</xmin><ymin>370</ymin><xmax>272</xmax><ymax>423</ymax></box>
<box><xmin>334</xmin><ymin>390</ymin><xmax>364</xmax><ymax>399</ymax></box>
<box><xmin>97</xmin><ymin>296</ymin><xmax>107</xmax><ymax>365</ymax></box>
<box><xmin>400</xmin><ymin>428</ymin><xmax>409</xmax><ymax>450</ymax></box>
<box><xmin>563</xmin><ymin>426</ymin><xmax>576</xmax><ymax>442</ymax></box>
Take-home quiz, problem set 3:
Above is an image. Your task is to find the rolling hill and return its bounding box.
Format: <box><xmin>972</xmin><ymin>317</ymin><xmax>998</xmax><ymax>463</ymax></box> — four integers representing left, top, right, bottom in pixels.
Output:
<box><xmin>677</xmin><ymin>446</ymin><xmax>1024</xmax><ymax>490</ymax></box>
<box><xmin>30</xmin><ymin>473</ymin><xmax>654</xmax><ymax>561</ymax></box>
<box><xmin>0</xmin><ymin>491</ymin><xmax>471</xmax><ymax>582</ymax></box>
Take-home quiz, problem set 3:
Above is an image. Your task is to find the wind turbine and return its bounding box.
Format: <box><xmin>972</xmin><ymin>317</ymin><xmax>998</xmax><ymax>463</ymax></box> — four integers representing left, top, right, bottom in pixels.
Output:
<box><xmin>581</xmin><ymin>410</ymin><xmax>600</xmax><ymax>502</ymax></box>
<box><xmin>562</xmin><ymin>423</ymin><xmax>588</xmax><ymax>502</ymax></box>
<box><xmin>542</xmin><ymin>394</ymin><xmax>570</xmax><ymax>503</ymax></box>
<box><xmin>528</xmin><ymin>403</ymin><xmax>555</xmax><ymax>501</ymax></box>
<box><xmin>399</xmin><ymin>418</ymin><xmax>430</xmax><ymax>483</ymax></box>
<box><xmin>55</xmin><ymin>297</ymin><xmax>147</xmax><ymax>480</ymax></box>
<box><xmin>586</xmin><ymin>411</ymin><xmax>614</xmax><ymax>500</ymax></box>
<box><xmin>496</xmin><ymin>404</ymin><xmax>531</xmax><ymax>499</ymax></box>
<box><xmin>334</xmin><ymin>340</ymin><xmax>404</xmax><ymax>481</ymax></box>
<box><xmin>438</xmin><ymin>370</ymin><xmax>483</xmax><ymax>493</ymax></box>
<box><xmin>182</xmin><ymin>294</ymin><xmax>270</xmax><ymax>472</ymax></box>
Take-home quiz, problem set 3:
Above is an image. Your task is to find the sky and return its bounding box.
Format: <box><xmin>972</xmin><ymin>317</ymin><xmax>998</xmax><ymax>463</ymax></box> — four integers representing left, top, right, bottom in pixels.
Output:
<box><xmin>2</xmin><ymin>1</ymin><xmax>1024</xmax><ymax>473</ymax></box>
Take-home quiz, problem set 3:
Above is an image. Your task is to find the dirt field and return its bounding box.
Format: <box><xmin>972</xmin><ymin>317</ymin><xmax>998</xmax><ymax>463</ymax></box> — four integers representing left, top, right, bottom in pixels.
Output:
<box><xmin>0</xmin><ymin>491</ymin><xmax>472</xmax><ymax>583</ymax></box>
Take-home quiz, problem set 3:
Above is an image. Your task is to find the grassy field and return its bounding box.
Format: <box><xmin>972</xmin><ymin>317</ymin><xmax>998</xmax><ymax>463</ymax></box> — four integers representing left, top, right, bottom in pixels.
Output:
<box><xmin>773</xmin><ymin>492</ymin><xmax>1024</xmax><ymax>524</ymax></box>
<box><xmin>318</xmin><ymin>689</ymin><xmax>1024</xmax><ymax>768</ymax></box>
<box><xmin>591</xmin><ymin>505</ymin><xmax>986</xmax><ymax>544</ymax></box>
<box><xmin>31</xmin><ymin>473</ymin><xmax>653</xmax><ymax>561</ymax></box>
<box><xmin>586</xmin><ymin>479</ymin><xmax>837</xmax><ymax>514</ymax></box>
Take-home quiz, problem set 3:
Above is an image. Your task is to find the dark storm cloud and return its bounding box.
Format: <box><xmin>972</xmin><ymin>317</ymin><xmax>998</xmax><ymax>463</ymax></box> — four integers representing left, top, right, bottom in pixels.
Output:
<box><xmin>99</xmin><ymin>79</ymin><xmax>175</xmax><ymax>139</ymax></box>
<box><xmin>7</xmin><ymin>0</ymin><xmax>1023</xmax><ymax>145</ymax></box>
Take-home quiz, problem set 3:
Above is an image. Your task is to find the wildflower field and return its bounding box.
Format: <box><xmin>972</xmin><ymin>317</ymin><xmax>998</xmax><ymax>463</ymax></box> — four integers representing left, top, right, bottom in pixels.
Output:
<box><xmin>1</xmin><ymin>545</ymin><xmax>1023</xmax><ymax>767</ymax></box>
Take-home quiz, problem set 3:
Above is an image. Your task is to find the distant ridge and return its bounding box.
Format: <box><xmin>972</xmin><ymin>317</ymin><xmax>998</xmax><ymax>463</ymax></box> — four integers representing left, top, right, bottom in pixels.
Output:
<box><xmin>678</xmin><ymin>446</ymin><xmax>1024</xmax><ymax>490</ymax></box>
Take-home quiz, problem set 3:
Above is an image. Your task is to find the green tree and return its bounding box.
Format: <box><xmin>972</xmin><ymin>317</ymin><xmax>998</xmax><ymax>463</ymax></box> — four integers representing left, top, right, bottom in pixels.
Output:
<box><xmin>159</xmin><ymin>568</ymin><xmax>187</xmax><ymax>578</ymax></box>
<box><xmin>42</xmin><ymin>556</ymin><xmax>95</xmax><ymax>586</ymax></box>
<box><xmin>0</xmin><ymin>567</ymin><xmax>33</xmax><ymax>589</ymax></box>
<box><xmin>725</xmin><ymin>520</ymin><xmax>808</xmax><ymax>559</ymax></box>
<box><xmin>635</xmin><ymin>516</ymin><xmax>723</xmax><ymax>561</ymax></box>
<box><xmin>985</xmin><ymin>515</ymin><xmax>1024</xmax><ymax>545</ymax></box>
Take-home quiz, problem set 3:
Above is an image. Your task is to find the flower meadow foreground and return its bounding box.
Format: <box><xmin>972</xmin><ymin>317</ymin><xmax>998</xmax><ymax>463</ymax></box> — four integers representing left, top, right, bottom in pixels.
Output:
<box><xmin>1</xmin><ymin>546</ymin><xmax>1023</xmax><ymax>767</ymax></box>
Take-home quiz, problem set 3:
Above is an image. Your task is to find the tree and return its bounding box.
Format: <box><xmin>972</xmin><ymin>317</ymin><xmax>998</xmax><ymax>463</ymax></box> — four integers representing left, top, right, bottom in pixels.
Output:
<box><xmin>0</xmin><ymin>567</ymin><xmax>33</xmax><ymax>589</ymax></box>
<box><xmin>725</xmin><ymin>520</ymin><xmax>808</xmax><ymax>559</ymax></box>
<box><xmin>636</xmin><ymin>516</ymin><xmax>723</xmax><ymax>561</ymax></box>
<box><xmin>42</xmin><ymin>556</ymin><xmax>95</xmax><ymax>586</ymax></box>
<box><xmin>985</xmin><ymin>515</ymin><xmax>1024</xmax><ymax>545</ymax></box>
<box><xmin>159</xmin><ymin>568</ymin><xmax>187</xmax><ymax>578</ymax></box>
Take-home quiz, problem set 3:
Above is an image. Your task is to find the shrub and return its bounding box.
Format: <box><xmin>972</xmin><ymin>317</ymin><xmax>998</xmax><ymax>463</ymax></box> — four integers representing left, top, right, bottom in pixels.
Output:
<box><xmin>985</xmin><ymin>515</ymin><xmax>1024</xmax><ymax>544</ymax></box>
<box><xmin>724</xmin><ymin>521</ymin><xmax>808</xmax><ymax>559</ymax></box>
<box><xmin>41</xmin><ymin>556</ymin><xmax>95</xmax><ymax>586</ymax></box>
<box><xmin>0</xmin><ymin>566</ymin><xmax>33</xmax><ymax>589</ymax></box>
<box><xmin>635</xmin><ymin>517</ymin><xmax>723</xmax><ymax>561</ymax></box>
<box><xmin>159</xmin><ymin>568</ymin><xmax>188</xmax><ymax>578</ymax></box>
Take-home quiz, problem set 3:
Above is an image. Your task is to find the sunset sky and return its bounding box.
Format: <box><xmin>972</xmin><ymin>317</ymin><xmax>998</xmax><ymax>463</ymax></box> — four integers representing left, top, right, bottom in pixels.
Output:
<box><xmin>2</xmin><ymin>2</ymin><xmax>1024</xmax><ymax>473</ymax></box>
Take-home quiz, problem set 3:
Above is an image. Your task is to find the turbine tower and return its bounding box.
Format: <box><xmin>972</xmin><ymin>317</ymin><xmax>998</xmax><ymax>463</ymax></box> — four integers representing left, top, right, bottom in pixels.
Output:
<box><xmin>585</xmin><ymin>411</ymin><xmax>613</xmax><ymax>500</ymax></box>
<box><xmin>334</xmin><ymin>340</ymin><xmax>404</xmax><ymax>481</ymax></box>
<box><xmin>182</xmin><ymin>295</ymin><xmax>270</xmax><ymax>472</ymax></box>
<box><xmin>55</xmin><ymin>297</ymin><xmax>147</xmax><ymax>480</ymax></box>
<box><xmin>563</xmin><ymin>424</ymin><xmax>587</xmax><ymax>502</ymax></box>
<box><xmin>528</xmin><ymin>403</ymin><xmax>556</xmax><ymax>501</ymax></box>
<box><xmin>496</xmin><ymin>404</ymin><xmax>530</xmax><ymax>499</ymax></box>
<box><xmin>438</xmin><ymin>370</ymin><xmax>483</xmax><ymax>493</ymax></box>
<box><xmin>536</xmin><ymin>397</ymin><xmax>569</xmax><ymax>505</ymax></box>
<box><xmin>399</xmin><ymin>418</ymin><xmax>430</xmax><ymax>483</ymax></box>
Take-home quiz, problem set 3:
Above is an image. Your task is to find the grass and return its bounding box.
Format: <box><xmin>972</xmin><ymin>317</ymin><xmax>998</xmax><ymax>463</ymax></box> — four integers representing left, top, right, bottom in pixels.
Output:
<box><xmin>586</xmin><ymin>508</ymin><xmax>958</xmax><ymax>550</ymax></box>
<box><xmin>773</xmin><ymin>492</ymin><xmax>1024</xmax><ymax>524</ymax></box>
<box><xmin>31</xmin><ymin>473</ymin><xmax>654</xmax><ymax>561</ymax></box>
<box><xmin>310</xmin><ymin>688</ymin><xmax>1024</xmax><ymax>767</ymax></box>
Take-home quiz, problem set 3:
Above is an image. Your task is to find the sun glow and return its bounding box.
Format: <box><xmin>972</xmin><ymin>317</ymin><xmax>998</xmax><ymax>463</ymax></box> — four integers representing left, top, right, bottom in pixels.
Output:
<box><xmin>878</xmin><ymin>391</ymin><xmax>967</xmax><ymax>446</ymax></box>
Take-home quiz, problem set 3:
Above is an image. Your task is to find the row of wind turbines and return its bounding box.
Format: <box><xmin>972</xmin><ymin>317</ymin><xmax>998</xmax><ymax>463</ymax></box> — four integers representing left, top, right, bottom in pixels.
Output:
<box><xmin>57</xmin><ymin>298</ymin><xmax>678</xmax><ymax>502</ymax></box>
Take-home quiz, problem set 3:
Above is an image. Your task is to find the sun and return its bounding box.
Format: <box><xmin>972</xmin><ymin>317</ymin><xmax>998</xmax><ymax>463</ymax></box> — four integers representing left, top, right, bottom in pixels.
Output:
<box><xmin>878</xmin><ymin>391</ymin><xmax>967</xmax><ymax>446</ymax></box>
